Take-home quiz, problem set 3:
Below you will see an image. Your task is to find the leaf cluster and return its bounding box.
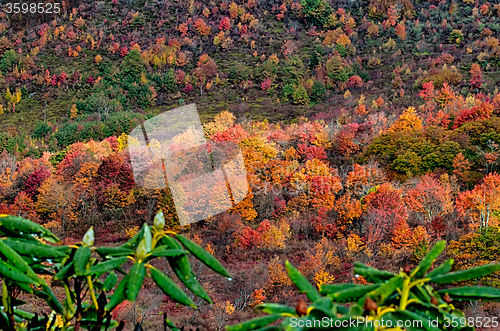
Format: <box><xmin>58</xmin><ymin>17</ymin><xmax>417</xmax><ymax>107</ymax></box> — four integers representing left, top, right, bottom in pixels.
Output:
<box><xmin>0</xmin><ymin>212</ymin><xmax>230</xmax><ymax>331</ymax></box>
<box><xmin>227</xmin><ymin>241</ymin><xmax>500</xmax><ymax>330</ymax></box>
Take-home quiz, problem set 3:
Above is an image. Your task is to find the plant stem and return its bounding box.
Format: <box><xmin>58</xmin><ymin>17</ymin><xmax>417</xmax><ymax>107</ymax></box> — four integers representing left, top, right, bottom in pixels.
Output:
<box><xmin>64</xmin><ymin>282</ymin><xmax>76</xmax><ymax>316</ymax></box>
<box><xmin>1</xmin><ymin>281</ymin><xmax>8</xmax><ymax>314</ymax></box>
<box><xmin>399</xmin><ymin>276</ymin><xmax>410</xmax><ymax>310</ymax></box>
<box><xmin>87</xmin><ymin>275</ymin><xmax>100</xmax><ymax>310</ymax></box>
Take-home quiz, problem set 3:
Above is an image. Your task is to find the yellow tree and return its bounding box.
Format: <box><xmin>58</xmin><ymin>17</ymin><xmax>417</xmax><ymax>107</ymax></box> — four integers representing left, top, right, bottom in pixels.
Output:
<box><xmin>36</xmin><ymin>177</ymin><xmax>75</xmax><ymax>233</ymax></box>
<box><xmin>70</xmin><ymin>104</ymin><xmax>78</xmax><ymax>119</ymax></box>
<box><xmin>5</xmin><ymin>87</ymin><xmax>21</xmax><ymax>112</ymax></box>
<box><xmin>387</xmin><ymin>106</ymin><xmax>422</xmax><ymax>132</ymax></box>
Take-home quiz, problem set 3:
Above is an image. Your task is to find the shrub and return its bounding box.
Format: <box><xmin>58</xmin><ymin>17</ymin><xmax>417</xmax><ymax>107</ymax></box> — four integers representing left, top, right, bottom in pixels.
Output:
<box><xmin>228</xmin><ymin>62</ymin><xmax>252</xmax><ymax>83</ymax></box>
<box><xmin>292</xmin><ymin>85</ymin><xmax>310</xmax><ymax>105</ymax></box>
<box><xmin>448</xmin><ymin>226</ymin><xmax>500</xmax><ymax>287</ymax></box>
<box><xmin>228</xmin><ymin>241</ymin><xmax>500</xmax><ymax>330</ymax></box>
<box><xmin>310</xmin><ymin>80</ymin><xmax>327</xmax><ymax>102</ymax></box>
<box><xmin>299</xmin><ymin>0</ymin><xmax>333</xmax><ymax>27</ymax></box>
<box><xmin>183</xmin><ymin>83</ymin><xmax>194</xmax><ymax>93</ymax></box>
<box><xmin>0</xmin><ymin>212</ymin><xmax>229</xmax><ymax>331</ymax></box>
<box><xmin>219</xmin><ymin>17</ymin><xmax>231</xmax><ymax>31</ymax></box>
<box><xmin>347</xmin><ymin>75</ymin><xmax>364</xmax><ymax>88</ymax></box>
<box><xmin>0</xmin><ymin>49</ymin><xmax>17</xmax><ymax>73</ymax></box>
<box><xmin>119</xmin><ymin>49</ymin><xmax>144</xmax><ymax>85</ymax></box>
<box><xmin>419</xmin><ymin>69</ymin><xmax>463</xmax><ymax>88</ymax></box>
<box><xmin>449</xmin><ymin>29</ymin><xmax>464</xmax><ymax>44</ymax></box>
<box><xmin>282</xmin><ymin>83</ymin><xmax>295</xmax><ymax>102</ymax></box>
<box><xmin>150</xmin><ymin>70</ymin><xmax>177</xmax><ymax>93</ymax></box>
<box><xmin>32</xmin><ymin>121</ymin><xmax>52</xmax><ymax>139</ymax></box>
<box><xmin>335</xmin><ymin>44</ymin><xmax>347</xmax><ymax>57</ymax></box>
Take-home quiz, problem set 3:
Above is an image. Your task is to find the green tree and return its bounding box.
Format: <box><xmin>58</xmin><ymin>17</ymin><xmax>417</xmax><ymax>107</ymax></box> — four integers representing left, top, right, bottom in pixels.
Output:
<box><xmin>392</xmin><ymin>150</ymin><xmax>422</xmax><ymax>176</ymax></box>
<box><xmin>0</xmin><ymin>50</ymin><xmax>17</xmax><ymax>73</ymax></box>
<box><xmin>292</xmin><ymin>85</ymin><xmax>310</xmax><ymax>105</ymax></box>
<box><xmin>308</xmin><ymin>46</ymin><xmax>323</xmax><ymax>71</ymax></box>
<box><xmin>32</xmin><ymin>122</ymin><xmax>52</xmax><ymax>139</ymax></box>
<box><xmin>326</xmin><ymin>55</ymin><xmax>349</xmax><ymax>82</ymax></box>
<box><xmin>282</xmin><ymin>84</ymin><xmax>295</xmax><ymax>102</ymax></box>
<box><xmin>283</xmin><ymin>56</ymin><xmax>305</xmax><ymax>85</ymax></box>
<box><xmin>310</xmin><ymin>80</ymin><xmax>326</xmax><ymax>102</ymax></box>
<box><xmin>299</xmin><ymin>0</ymin><xmax>333</xmax><ymax>27</ymax></box>
<box><xmin>86</xmin><ymin>92</ymin><xmax>122</xmax><ymax>120</ymax></box>
<box><xmin>151</xmin><ymin>70</ymin><xmax>177</xmax><ymax>93</ymax></box>
<box><xmin>119</xmin><ymin>49</ymin><xmax>144</xmax><ymax>85</ymax></box>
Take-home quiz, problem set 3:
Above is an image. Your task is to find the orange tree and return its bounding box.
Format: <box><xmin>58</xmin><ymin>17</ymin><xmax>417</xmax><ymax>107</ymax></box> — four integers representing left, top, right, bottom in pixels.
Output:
<box><xmin>227</xmin><ymin>241</ymin><xmax>500</xmax><ymax>330</ymax></box>
<box><xmin>0</xmin><ymin>212</ymin><xmax>229</xmax><ymax>331</ymax></box>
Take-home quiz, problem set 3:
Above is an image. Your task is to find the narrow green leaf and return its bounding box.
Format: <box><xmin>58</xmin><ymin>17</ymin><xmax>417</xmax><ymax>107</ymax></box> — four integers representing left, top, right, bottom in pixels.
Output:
<box><xmin>103</xmin><ymin>272</ymin><xmax>118</xmax><ymax>292</ymax></box>
<box><xmin>437</xmin><ymin>286</ymin><xmax>500</xmax><ymax>300</ymax></box>
<box><xmin>388</xmin><ymin>310</ymin><xmax>441</xmax><ymax>331</ymax></box>
<box><xmin>176</xmin><ymin>234</ymin><xmax>231</xmax><ymax>277</ymax></box>
<box><xmin>54</xmin><ymin>262</ymin><xmax>75</xmax><ymax>280</ymax></box>
<box><xmin>149</xmin><ymin>247</ymin><xmax>188</xmax><ymax>258</ymax></box>
<box><xmin>84</xmin><ymin>257</ymin><xmax>128</xmax><ymax>277</ymax></box>
<box><xmin>427</xmin><ymin>259</ymin><xmax>454</xmax><ymax>278</ymax></box>
<box><xmin>353</xmin><ymin>262</ymin><xmax>395</xmax><ymax>283</ymax></box>
<box><xmin>0</xmin><ymin>310</ymin><xmax>9</xmax><ymax>328</ymax></box>
<box><xmin>161</xmin><ymin>235</ymin><xmax>183</xmax><ymax>250</ymax></box>
<box><xmin>126</xmin><ymin>262</ymin><xmax>146</xmax><ymax>301</ymax></box>
<box><xmin>13</xmin><ymin>308</ymin><xmax>35</xmax><ymax>320</ymax></box>
<box><xmin>168</xmin><ymin>255</ymin><xmax>211</xmax><ymax>303</ymax></box>
<box><xmin>320</xmin><ymin>283</ymin><xmax>377</xmax><ymax>295</ymax></box>
<box><xmin>0</xmin><ymin>260</ymin><xmax>36</xmax><ymax>283</ymax></box>
<box><xmin>164</xmin><ymin>316</ymin><xmax>181</xmax><ymax>331</ymax></box>
<box><xmin>15</xmin><ymin>282</ymin><xmax>34</xmax><ymax>294</ymax></box>
<box><xmin>430</xmin><ymin>263</ymin><xmax>500</xmax><ymax>284</ymax></box>
<box><xmin>412</xmin><ymin>284</ymin><xmax>431</xmax><ymax>303</ymax></box>
<box><xmin>307</xmin><ymin>297</ymin><xmax>335</xmax><ymax>318</ymax></box>
<box><xmin>365</xmin><ymin>275</ymin><xmax>402</xmax><ymax>305</ymax></box>
<box><xmin>414</xmin><ymin>241</ymin><xmax>446</xmax><ymax>278</ymax></box>
<box><xmin>31</xmin><ymin>264</ymin><xmax>54</xmax><ymax>276</ymax></box>
<box><xmin>256</xmin><ymin>303</ymin><xmax>296</xmax><ymax>315</ymax></box>
<box><xmin>95</xmin><ymin>246</ymin><xmax>135</xmax><ymax>257</ymax></box>
<box><xmin>0</xmin><ymin>240</ymin><xmax>42</xmax><ymax>285</ymax></box>
<box><xmin>73</xmin><ymin>246</ymin><xmax>91</xmax><ymax>276</ymax></box>
<box><xmin>150</xmin><ymin>267</ymin><xmax>196</xmax><ymax>308</ymax></box>
<box><xmin>105</xmin><ymin>275</ymin><xmax>129</xmax><ymax>311</ymax></box>
<box><xmin>226</xmin><ymin>314</ymin><xmax>282</xmax><ymax>331</ymax></box>
<box><xmin>285</xmin><ymin>260</ymin><xmax>321</xmax><ymax>302</ymax></box>
<box><xmin>162</xmin><ymin>236</ymin><xmax>212</xmax><ymax>303</ymax></box>
<box><xmin>1</xmin><ymin>238</ymin><xmax>68</xmax><ymax>259</ymax></box>
<box><xmin>0</xmin><ymin>215</ymin><xmax>60</xmax><ymax>243</ymax></box>
<box><xmin>121</xmin><ymin>228</ymin><xmax>144</xmax><ymax>249</ymax></box>
<box><xmin>321</xmin><ymin>284</ymin><xmax>379</xmax><ymax>303</ymax></box>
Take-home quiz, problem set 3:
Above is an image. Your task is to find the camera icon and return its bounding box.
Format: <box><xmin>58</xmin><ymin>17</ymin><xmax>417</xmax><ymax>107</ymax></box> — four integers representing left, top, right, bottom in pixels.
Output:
<box><xmin>128</xmin><ymin>104</ymin><xmax>249</xmax><ymax>226</ymax></box>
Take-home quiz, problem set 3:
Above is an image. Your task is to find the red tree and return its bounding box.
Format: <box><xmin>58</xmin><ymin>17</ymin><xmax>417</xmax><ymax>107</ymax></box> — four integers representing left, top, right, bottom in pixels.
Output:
<box><xmin>219</xmin><ymin>17</ymin><xmax>231</xmax><ymax>31</ymax></box>
<box><xmin>470</xmin><ymin>63</ymin><xmax>482</xmax><ymax>90</ymax></box>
